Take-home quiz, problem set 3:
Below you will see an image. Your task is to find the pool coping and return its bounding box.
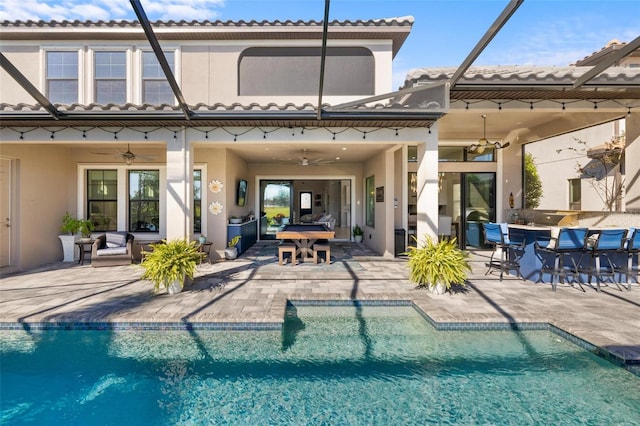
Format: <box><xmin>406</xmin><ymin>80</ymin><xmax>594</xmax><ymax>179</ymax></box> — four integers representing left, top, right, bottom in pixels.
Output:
<box><xmin>1</xmin><ymin>299</ymin><xmax>638</xmax><ymax>376</ymax></box>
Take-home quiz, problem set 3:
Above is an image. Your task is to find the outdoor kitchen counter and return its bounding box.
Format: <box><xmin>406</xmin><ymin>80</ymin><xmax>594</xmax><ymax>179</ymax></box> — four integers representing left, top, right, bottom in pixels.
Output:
<box><xmin>506</xmin><ymin>224</ymin><xmax>552</xmax><ymax>282</ymax></box>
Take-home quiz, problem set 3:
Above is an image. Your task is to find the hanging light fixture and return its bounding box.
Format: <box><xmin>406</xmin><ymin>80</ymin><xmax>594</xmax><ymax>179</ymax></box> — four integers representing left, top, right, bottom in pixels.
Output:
<box><xmin>122</xmin><ymin>144</ymin><xmax>136</xmax><ymax>165</ymax></box>
<box><xmin>467</xmin><ymin>115</ymin><xmax>510</xmax><ymax>153</ymax></box>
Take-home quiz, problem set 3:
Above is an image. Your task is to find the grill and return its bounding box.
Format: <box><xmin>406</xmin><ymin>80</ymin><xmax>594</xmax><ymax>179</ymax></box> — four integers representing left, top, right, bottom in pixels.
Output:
<box><xmin>530</xmin><ymin>211</ymin><xmax>579</xmax><ymax>227</ymax></box>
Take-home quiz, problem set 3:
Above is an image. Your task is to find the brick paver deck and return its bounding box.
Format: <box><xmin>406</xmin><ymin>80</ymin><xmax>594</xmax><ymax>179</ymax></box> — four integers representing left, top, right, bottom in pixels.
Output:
<box><xmin>1</xmin><ymin>242</ymin><xmax>639</xmax><ymax>368</ymax></box>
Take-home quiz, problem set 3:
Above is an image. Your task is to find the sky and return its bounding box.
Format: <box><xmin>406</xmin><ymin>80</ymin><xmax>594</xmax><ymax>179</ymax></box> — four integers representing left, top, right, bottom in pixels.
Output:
<box><xmin>1</xmin><ymin>0</ymin><xmax>638</xmax><ymax>89</ymax></box>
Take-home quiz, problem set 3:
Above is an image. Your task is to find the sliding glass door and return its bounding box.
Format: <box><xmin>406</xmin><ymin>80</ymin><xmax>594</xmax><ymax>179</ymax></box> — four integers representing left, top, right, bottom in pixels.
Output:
<box><xmin>260</xmin><ymin>181</ymin><xmax>293</xmax><ymax>239</ymax></box>
<box><xmin>438</xmin><ymin>172</ymin><xmax>496</xmax><ymax>249</ymax></box>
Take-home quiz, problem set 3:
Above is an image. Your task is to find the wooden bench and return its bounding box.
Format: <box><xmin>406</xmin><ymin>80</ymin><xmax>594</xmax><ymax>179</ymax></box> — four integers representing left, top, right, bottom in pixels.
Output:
<box><xmin>278</xmin><ymin>243</ymin><xmax>297</xmax><ymax>266</ymax></box>
<box><xmin>313</xmin><ymin>244</ymin><xmax>331</xmax><ymax>264</ymax></box>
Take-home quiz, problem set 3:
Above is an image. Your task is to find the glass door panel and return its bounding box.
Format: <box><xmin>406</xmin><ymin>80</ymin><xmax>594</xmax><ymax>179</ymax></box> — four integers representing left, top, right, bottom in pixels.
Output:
<box><xmin>464</xmin><ymin>173</ymin><xmax>496</xmax><ymax>248</ymax></box>
<box><xmin>439</xmin><ymin>172</ymin><xmax>495</xmax><ymax>249</ymax></box>
<box><xmin>260</xmin><ymin>181</ymin><xmax>292</xmax><ymax>239</ymax></box>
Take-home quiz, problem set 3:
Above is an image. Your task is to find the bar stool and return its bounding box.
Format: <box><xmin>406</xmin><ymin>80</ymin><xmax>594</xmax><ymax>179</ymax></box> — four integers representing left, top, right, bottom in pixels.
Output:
<box><xmin>535</xmin><ymin>227</ymin><xmax>589</xmax><ymax>291</ymax></box>
<box><xmin>584</xmin><ymin>229</ymin><xmax>626</xmax><ymax>291</ymax></box>
<box><xmin>483</xmin><ymin>223</ymin><xmax>525</xmax><ymax>281</ymax></box>
<box><xmin>617</xmin><ymin>227</ymin><xmax>639</xmax><ymax>290</ymax></box>
<box><xmin>313</xmin><ymin>242</ymin><xmax>331</xmax><ymax>264</ymax></box>
<box><xmin>278</xmin><ymin>243</ymin><xmax>297</xmax><ymax>266</ymax></box>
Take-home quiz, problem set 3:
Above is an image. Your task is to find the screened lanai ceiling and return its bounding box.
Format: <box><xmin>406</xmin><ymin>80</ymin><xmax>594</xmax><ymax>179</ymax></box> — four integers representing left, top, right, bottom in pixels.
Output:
<box><xmin>1</xmin><ymin>0</ymin><xmax>639</xmax><ymax>144</ymax></box>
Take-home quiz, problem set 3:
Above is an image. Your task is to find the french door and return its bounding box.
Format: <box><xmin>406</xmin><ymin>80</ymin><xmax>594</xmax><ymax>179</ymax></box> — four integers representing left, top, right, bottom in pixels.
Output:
<box><xmin>439</xmin><ymin>172</ymin><xmax>496</xmax><ymax>249</ymax></box>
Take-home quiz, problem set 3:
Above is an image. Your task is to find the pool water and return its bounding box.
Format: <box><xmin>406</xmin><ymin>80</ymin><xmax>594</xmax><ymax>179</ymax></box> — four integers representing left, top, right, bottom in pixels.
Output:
<box><xmin>1</xmin><ymin>305</ymin><xmax>639</xmax><ymax>425</ymax></box>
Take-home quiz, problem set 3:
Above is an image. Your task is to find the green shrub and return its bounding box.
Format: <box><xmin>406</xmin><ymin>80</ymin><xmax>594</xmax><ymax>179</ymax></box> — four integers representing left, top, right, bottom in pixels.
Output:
<box><xmin>405</xmin><ymin>235</ymin><xmax>470</xmax><ymax>290</ymax></box>
<box><xmin>140</xmin><ymin>239</ymin><xmax>202</xmax><ymax>292</ymax></box>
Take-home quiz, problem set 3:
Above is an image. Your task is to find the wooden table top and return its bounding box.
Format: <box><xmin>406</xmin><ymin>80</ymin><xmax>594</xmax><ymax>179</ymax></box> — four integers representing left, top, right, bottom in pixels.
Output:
<box><xmin>275</xmin><ymin>224</ymin><xmax>335</xmax><ymax>240</ymax></box>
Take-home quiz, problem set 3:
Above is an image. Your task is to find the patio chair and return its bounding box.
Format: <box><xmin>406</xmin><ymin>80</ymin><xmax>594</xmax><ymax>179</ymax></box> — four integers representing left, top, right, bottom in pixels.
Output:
<box><xmin>584</xmin><ymin>228</ymin><xmax>627</xmax><ymax>291</ymax></box>
<box><xmin>483</xmin><ymin>223</ymin><xmax>525</xmax><ymax>281</ymax></box>
<box><xmin>91</xmin><ymin>232</ymin><xmax>135</xmax><ymax>267</ymax></box>
<box><xmin>616</xmin><ymin>227</ymin><xmax>639</xmax><ymax>290</ymax></box>
<box><xmin>535</xmin><ymin>227</ymin><xmax>589</xmax><ymax>291</ymax></box>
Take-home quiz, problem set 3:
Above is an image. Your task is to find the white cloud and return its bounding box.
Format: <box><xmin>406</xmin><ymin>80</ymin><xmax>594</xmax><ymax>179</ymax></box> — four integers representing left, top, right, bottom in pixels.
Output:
<box><xmin>69</xmin><ymin>4</ymin><xmax>113</xmax><ymax>21</ymax></box>
<box><xmin>0</xmin><ymin>0</ymin><xmax>225</xmax><ymax>21</ymax></box>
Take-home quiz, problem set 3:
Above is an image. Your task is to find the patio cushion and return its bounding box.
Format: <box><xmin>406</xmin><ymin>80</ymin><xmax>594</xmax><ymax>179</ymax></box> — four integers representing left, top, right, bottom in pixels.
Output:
<box><xmin>106</xmin><ymin>232</ymin><xmax>127</xmax><ymax>248</ymax></box>
<box><xmin>97</xmin><ymin>247</ymin><xmax>128</xmax><ymax>256</ymax></box>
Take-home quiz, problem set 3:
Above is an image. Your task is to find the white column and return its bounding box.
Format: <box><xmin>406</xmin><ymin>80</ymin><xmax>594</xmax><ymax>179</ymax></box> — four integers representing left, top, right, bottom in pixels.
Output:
<box><xmin>384</xmin><ymin>147</ymin><xmax>396</xmax><ymax>257</ymax></box>
<box><xmin>624</xmin><ymin>112</ymin><xmax>640</xmax><ymax>212</ymax></box>
<box><xmin>416</xmin><ymin>123</ymin><xmax>439</xmax><ymax>243</ymax></box>
<box><xmin>165</xmin><ymin>128</ymin><xmax>193</xmax><ymax>241</ymax></box>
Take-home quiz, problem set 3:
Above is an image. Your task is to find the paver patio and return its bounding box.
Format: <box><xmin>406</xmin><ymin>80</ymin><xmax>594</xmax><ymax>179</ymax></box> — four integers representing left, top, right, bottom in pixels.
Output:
<box><xmin>1</xmin><ymin>242</ymin><xmax>639</xmax><ymax>369</ymax></box>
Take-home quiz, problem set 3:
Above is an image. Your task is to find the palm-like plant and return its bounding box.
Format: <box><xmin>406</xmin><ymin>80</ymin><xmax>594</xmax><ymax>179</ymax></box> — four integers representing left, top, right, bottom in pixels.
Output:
<box><xmin>140</xmin><ymin>239</ymin><xmax>202</xmax><ymax>293</ymax></box>
<box><xmin>405</xmin><ymin>235</ymin><xmax>470</xmax><ymax>292</ymax></box>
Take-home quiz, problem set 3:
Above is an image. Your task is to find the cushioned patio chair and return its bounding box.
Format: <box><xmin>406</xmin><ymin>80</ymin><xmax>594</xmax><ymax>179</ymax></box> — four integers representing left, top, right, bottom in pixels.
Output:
<box><xmin>535</xmin><ymin>227</ymin><xmax>589</xmax><ymax>291</ymax></box>
<box><xmin>91</xmin><ymin>232</ymin><xmax>135</xmax><ymax>267</ymax></box>
<box><xmin>584</xmin><ymin>228</ymin><xmax>626</xmax><ymax>292</ymax></box>
<box><xmin>483</xmin><ymin>222</ymin><xmax>525</xmax><ymax>281</ymax></box>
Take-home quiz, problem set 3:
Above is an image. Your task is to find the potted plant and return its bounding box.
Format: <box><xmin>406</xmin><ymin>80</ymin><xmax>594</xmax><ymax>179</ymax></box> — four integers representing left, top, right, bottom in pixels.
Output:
<box><xmin>352</xmin><ymin>225</ymin><xmax>364</xmax><ymax>243</ymax></box>
<box><xmin>59</xmin><ymin>212</ymin><xmax>84</xmax><ymax>262</ymax></box>
<box><xmin>140</xmin><ymin>239</ymin><xmax>202</xmax><ymax>294</ymax></box>
<box><xmin>405</xmin><ymin>235</ymin><xmax>470</xmax><ymax>294</ymax></box>
<box><xmin>78</xmin><ymin>219</ymin><xmax>94</xmax><ymax>240</ymax></box>
<box><xmin>225</xmin><ymin>235</ymin><xmax>242</xmax><ymax>260</ymax></box>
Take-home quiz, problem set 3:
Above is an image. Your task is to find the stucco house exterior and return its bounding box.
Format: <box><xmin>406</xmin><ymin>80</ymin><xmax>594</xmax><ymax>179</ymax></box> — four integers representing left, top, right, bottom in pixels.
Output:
<box><xmin>527</xmin><ymin>40</ymin><xmax>637</xmax><ymax>213</ymax></box>
<box><xmin>1</xmin><ymin>13</ymin><xmax>639</xmax><ymax>272</ymax></box>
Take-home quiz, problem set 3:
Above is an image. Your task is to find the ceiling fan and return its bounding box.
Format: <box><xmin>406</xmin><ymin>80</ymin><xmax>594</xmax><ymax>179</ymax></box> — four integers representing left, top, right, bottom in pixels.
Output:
<box><xmin>92</xmin><ymin>144</ymin><xmax>154</xmax><ymax>165</ymax></box>
<box><xmin>467</xmin><ymin>115</ymin><xmax>510</xmax><ymax>153</ymax></box>
<box><xmin>282</xmin><ymin>149</ymin><xmax>335</xmax><ymax>166</ymax></box>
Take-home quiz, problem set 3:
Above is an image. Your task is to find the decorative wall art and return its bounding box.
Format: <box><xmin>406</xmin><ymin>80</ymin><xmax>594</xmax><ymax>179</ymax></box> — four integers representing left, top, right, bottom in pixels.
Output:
<box><xmin>376</xmin><ymin>186</ymin><xmax>384</xmax><ymax>202</ymax></box>
<box><xmin>208</xmin><ymin>201</ymin><xmax>223</xmax><ymax>215</ymax></box>
<box><xmin>208</xmin><ymin>179</ymin><xmax>223</xmax><ymax>193</ymax></box>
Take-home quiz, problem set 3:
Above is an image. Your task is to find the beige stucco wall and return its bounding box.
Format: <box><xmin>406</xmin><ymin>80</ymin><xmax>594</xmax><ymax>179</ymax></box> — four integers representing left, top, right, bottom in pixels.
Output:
<box><xmin>526</xmin><ymin>121</ymin><xmax>621</xmax><ymax>211</ymax></box>
<box><xmin>362</xmin><ymin>151</ymin><xmax>387</xmax><ymax>254</ymax></box>
<box><xmin>0</xmin><ymin>46</ymin><xmax>41</xmax><ymax>104</ymax></box>
<box><xmin>0</xmin><ymin>144</ymin><xmax>76</xmax><ymax>269</ymax></box>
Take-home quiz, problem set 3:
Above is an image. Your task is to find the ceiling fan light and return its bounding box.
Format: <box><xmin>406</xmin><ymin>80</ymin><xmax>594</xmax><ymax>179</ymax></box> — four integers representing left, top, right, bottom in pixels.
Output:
<box><xmin>478</xmin><ymin>137</ymin><xmax>488</xmax><ymax>146</ymax></box>
<box><xmin>476</xmin><ymin>144</ymin><xmax>486</xmax><ymax>154</ymax></box>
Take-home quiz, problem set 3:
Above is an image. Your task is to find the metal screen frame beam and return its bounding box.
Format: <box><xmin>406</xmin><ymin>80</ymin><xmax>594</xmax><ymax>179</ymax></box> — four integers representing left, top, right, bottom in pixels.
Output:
<box><xmin>573</xmin><ymin>35</ymin><xmax>640</xmax><ymax>88</ymax></box>
<box><xmin>0</xmin><ymin>52</ymin><xmax>60</xmax><ymax>120</ymax></box>
<box><xmin>449</xmin><ymin>0</ymin><xmax>523</xmax><ymax>88</ymax></box>
<box><xmin>316</xmin><ymin>0</ymin><xmax>331</xmax><ymax>120</ymax></box>
<box><xmin>130</xmin><ymin>0</ymin><xmax>191</xmax><ymax>119</ymax></box>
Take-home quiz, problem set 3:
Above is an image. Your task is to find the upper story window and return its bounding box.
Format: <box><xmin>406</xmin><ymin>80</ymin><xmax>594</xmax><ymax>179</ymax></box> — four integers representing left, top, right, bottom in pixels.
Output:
<box><xmin>95</xmin><ymin>51</ymin><xmax>126</xmax><ymax>104</ymax></box>
<box><xmin>46</xmin><ymin>51</ymin><xmax>78</xmax><ymax>104</ymax></box>
<box><xmin>142</xmin><ymin>51</ymin><xmax>175</xmax><ymax>104</ymax></box>
<box><xmin>239</xmin><ymin>46</ymin><xmax>374</xmax><ymax>96</ymax></box>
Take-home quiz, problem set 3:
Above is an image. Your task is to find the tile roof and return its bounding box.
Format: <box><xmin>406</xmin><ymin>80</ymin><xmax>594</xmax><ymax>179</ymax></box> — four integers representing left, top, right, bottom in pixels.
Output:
<box><xmin>0</xmin><ymin>17</ymin><xmax>415</xmax><ymax>28</ymax></box>
<box><xmin>0</xmin><ymin>17</ymin><xmax>414</xmax><ymax>57</ymax></box>
<box><xmin>404</xmin><ymin>65</ymin><xmax>640</xmax><ymax>86</ymax></box>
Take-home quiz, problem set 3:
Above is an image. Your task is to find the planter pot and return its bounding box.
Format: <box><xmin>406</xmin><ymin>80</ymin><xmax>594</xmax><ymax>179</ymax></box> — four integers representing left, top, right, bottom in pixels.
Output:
<box><xmin>198</xmin><ymin>236</ymin><xmax>207</xmax><ymax>244</ymax></box>
<box><xmin>167</xmin><ymin>275</ymin><xmax>184</xmax><ymax>294</ymax></box>
<box><xmin>354</xmin><ymin>235</ymin><xmax>363</xmax><ymax>243</ymax></box>
<box><xmin>225</xmin><ymin>247</ymin><xmax>238</xmax><ymax>260</ymax></box>
<box><xmin>229</xmin><ymin>218</ymin><xmax>242</xmax><ymax>224</ymax></box>
<box><xmin>429</xmin><ymin>282</ymin><xmax>448</xmax><ymax>295</ymax></box>
<box><xmin>58</xmin><ymin>234</ymin><xmax>80</xmax><ymax>262</ymax></box>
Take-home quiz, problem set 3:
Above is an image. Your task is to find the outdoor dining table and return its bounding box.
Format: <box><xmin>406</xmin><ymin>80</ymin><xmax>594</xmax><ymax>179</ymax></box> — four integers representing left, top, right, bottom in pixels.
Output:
<box><xmin>275</xmin><ymin>223</ymin><xmax>335</xmax><ymax>261</ymax></box>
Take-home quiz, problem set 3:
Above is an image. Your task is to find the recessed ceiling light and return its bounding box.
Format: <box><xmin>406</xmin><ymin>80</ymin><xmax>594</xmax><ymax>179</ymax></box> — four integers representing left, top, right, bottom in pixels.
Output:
<box><xmin>335</xmin><ymin>156</ymin><xmax>340</xmax><ymax>160</ymax></box>
<box><xmin>342</xmin><ymin>147</ymin><xmax>347</xmax><ymax>150</ymax></box>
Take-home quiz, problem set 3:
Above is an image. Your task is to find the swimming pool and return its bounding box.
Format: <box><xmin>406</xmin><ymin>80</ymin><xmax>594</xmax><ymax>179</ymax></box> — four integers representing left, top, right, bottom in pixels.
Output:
<box><xmin>1</xmin><ymin>305</ymin><xmax>639</xmax><ymax>425</ymax></box>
